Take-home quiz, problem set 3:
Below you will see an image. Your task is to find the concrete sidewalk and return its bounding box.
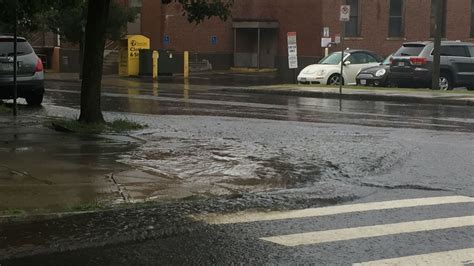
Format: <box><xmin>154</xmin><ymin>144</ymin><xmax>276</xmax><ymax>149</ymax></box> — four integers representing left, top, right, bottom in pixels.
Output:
<box><xmin>221</xmin><ymin>85</ymin><xmax>474</xmax><ymax>106</ymax></box>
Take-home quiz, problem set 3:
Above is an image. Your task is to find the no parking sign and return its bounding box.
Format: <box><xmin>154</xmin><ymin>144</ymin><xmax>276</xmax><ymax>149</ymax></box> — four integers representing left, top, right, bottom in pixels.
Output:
<box><xmin>340</xmin><ymin>5</ymin><xmax>351</xmax><ymax>22</ymax></box>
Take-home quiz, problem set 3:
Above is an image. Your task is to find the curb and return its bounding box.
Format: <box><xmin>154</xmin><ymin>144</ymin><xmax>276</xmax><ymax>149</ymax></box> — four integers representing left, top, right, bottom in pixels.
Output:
<box><xmin>0</xmin><ymin>210</ymin><xmax>100</xmax><ymax>224</ymax></box>
<box><xmin>220</xmin><ymin>87</ymin><xmax>474</xmax><ymax>107</ymax></box>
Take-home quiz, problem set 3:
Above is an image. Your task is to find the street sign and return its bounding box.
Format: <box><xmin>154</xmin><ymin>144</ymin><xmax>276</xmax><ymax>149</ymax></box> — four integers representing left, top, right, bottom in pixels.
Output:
<box><xmin>323</xmin><ymin>27</ymin><xmax>330</xmax><ymax>38</ymax></box>
<box><xmin>211</xmin><ymin>36</ymin><xmax>218</xmax><ymax>45</ymax></box>
<box><xmin>340</xmin><ymin>5</ymin><xmax>351</xmax><ymax>22</ymax></box>
<box><xmin>321</xmin><ymin>38</ymin><xmax>332</xmax><ymax>48</ymax></box>
<box><xmin>163</xmin><ymin>35</ymin><xmax>170</xmax><ymax>45</ymax></box>
<box><xmin>287</xmin><ymin>32</ymin><xmax>298</xmax><ymax>69</ymax></box>
<box><xmin>335</xmin><ymin>34</ymin><xmax>341</xmax><ymax>44</ymax></box>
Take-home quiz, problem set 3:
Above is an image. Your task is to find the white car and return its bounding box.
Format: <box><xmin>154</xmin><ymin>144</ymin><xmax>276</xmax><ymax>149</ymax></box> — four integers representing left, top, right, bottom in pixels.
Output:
<box><xmin>297</xmin><ymin>49</ymin><xmax>383</xmax><ymax>86</ymax></box>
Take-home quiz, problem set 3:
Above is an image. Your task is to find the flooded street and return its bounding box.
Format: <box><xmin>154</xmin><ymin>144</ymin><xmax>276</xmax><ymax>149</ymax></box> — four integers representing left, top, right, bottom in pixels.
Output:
<box><xmin>1</xmin><ymin>77</ymin><xmax>473</xmax><ymax>264</ymax></box>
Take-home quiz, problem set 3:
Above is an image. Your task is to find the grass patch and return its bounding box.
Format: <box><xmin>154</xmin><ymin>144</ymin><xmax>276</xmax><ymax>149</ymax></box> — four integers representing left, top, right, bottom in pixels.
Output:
<box><xmin>0</xmin><ymin>208</ymin><xmax>26</xmax><ymax>216</ymax></box>
<box><xmin>65</xmin><ymin>202</ymin><xmax>105</xmax><ymax>212</ymax></box>
<box><xmin>0</xmin><ymin>104</ymin><xmax>11</xmax><ymax>114</ymax></box>
<box><xmin>268</xmin><ymin>84</ymin><xmax>474</xmax><ymax>94</ymax></box>
<box><xmin>50</xmin><ymin>118</ymin><xmax>147</xmax><ymax>134</ymax></box>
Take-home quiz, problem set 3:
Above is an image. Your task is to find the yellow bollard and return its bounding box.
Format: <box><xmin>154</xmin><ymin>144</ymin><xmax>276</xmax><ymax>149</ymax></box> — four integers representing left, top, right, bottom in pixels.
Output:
<box><xmin>184</xmin><ymin>51</ymin><xmax>189</xmax><ymax>79</ymax></box>
<box><xmin>152</xmin><ymin>50</ymin><xmax>159</xmax><ymax>81</ymax></box>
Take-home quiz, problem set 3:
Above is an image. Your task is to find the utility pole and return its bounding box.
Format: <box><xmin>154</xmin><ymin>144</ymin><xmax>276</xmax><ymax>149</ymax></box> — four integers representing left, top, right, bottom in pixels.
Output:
<box><xmin>13</xmin><ymin>0</ymin><xmax>18</xmax><ymax>116</ymax></box>
<box><xmin>431</xmin><ymin>0</ymin><xmax>443</xmax><ymax>90</ymax></box>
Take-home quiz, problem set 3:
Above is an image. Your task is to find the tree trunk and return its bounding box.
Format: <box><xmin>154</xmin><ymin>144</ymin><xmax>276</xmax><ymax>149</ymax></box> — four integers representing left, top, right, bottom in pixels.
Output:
<box><xmin>431</xmin><ymin>0</ymin><xmax>443</xmax><ymax>90</ymax></box>
<box><xmin>78</xmin><ymin>0</ymin><xmax>111</xmax><ymax>124</ymax></box>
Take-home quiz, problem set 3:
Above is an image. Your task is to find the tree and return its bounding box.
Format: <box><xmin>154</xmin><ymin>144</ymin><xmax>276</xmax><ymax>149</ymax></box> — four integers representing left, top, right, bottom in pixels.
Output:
<box><xmin>431</xmin><ymin>0</ymin><xmax>443</xmax><ymax>90</ymax></box>
<box><xmin>78</xmin><ymin>0</ymin><xmax>233</xmax><ymax>124</ymax></box>
<box><xmin>0</xmin><ymin>0</ymin><xmax>233</xmax><ymax>124</ymax></box>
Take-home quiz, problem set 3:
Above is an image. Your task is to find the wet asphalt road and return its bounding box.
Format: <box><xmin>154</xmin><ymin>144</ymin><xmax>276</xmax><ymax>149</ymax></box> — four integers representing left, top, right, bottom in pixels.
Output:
<box><xmin>1</xmin><ymin>77</ymin><xmax>473</xmax><ymax>265</ymax></box>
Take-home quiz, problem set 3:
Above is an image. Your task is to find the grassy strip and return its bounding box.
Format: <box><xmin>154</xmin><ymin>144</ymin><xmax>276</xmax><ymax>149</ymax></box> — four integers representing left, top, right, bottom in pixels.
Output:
<box><xmin>64</xmin><ymin>202</ymin><xmax>105</xmax><ymax>212</ymax></box>
<box><xmin>266</xmin><ymin>84</ymin><xmax>474</xmax><ymax>94</ymax></box>
<box><xmin>0</xmin><ymin>104</ymin><xmax>11</xmax><ymax>114</ymax></box>
<box><xmin>0</xmin><ymin>208</ymin><xmax>26</xmax><ymax>216</ymax></box>
<box><xmin>50</xmin><ymin>118</ymin><xmax>147</xmax><ymax>134</ymax></box>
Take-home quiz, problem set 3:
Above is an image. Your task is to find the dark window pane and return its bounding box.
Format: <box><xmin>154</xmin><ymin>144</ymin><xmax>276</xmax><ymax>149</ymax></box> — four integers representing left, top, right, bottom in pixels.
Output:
<box><xmin>346</xmin><ymin>0</ymin><xmax>359</xmax><ymax>15</ymax></box>
<box><xmin>389</xmin><ymin>17</ymin><xmax>403</xmax><ymax>37</ymax></box>
<box><xmin>390</xmin><ymin>0</ymin><xmax>403</xmax><ymax>16</ymax></box>
<box><xmin>440</xmin><ymin>46</ymin><xmax>469</xmax><ymax>57</ymax></box>
<box><xmin>471</xmin><ymin>0</ymin><xmax>474</xmax><ymax>37</ymax></box>
<box><xmin>345</xmin><ymin>0</ymin><xmax>359</xmax><ymax>36</ymax></box>
<box><xmin>346</xmin><ymin>20</ymin><xmax>358</xmax><ymax>37</ymax></box>
<box><xmin>469</xmin><ymin>46</ymin><xmax>474</xmax><ymax>57</ymax></box>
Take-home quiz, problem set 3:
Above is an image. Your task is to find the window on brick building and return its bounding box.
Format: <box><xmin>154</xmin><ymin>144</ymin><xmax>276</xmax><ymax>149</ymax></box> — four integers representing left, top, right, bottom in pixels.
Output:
<box><xmin>388</xmin><ymin>0</ymin><xmax>404</xmax><ymax>37</ymax></box>
<box><xmin>345</xmin><ymin>0</ymin><xmax>360</xmax><ymax>37</ymax></box>
<box><xmin>129</xmin><ymin>0</ymin><xmax>142</xmax><ymax>7</ymax></box>
<box><xmin>471</xmin><ymin>0</ymin><xmax>474</xmax><ymax>37</ymax></box>
<box><xmin>430</xmin><ymin>0</ymin><xmax>446</xmax><ymax>38</ymax></box>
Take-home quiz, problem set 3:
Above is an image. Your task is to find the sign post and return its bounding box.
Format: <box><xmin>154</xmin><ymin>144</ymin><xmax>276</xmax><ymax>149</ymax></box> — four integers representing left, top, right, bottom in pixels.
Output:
<box><xmin>13</xmin><ymin>0</ymin><xmax>18</xmax><ymax>116</ymax></box>
<box><xmin>287</xmin><ymin>32</ymin><xmax>298</xmax><ymax>84</ymax></box>
<box><xmin>339</xmin><ymin>5</ymin><xmax>350</xmax><ymax>98</ymax></box>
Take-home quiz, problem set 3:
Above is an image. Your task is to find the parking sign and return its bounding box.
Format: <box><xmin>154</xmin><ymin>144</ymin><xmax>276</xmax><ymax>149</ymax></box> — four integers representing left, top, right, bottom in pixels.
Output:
<box><xmin>340</xmin><ymin>5</ymin><xmax>351</xmax><ymax>22</ymax></box>
<box><xmin>287</xmin><ymin>32</ymin><xmax>298</xmax><ymax>69</ymax></box>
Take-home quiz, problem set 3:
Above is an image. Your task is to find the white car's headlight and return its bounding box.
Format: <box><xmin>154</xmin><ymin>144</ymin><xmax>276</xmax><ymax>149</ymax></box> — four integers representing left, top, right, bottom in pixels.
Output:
<box><xmin>375</xmin><ymin>69</ymin><xmax>387</xmax><ymax>77</ymax></box>
<box><xmin>317</xmin><ymin>69</ymin><xmax>326</xmax><ymax>76</ymax></box>
<box><xmin>303</xmin><ymin>68</ymin><xmax>316</xmax><ymax>74</ymax></box>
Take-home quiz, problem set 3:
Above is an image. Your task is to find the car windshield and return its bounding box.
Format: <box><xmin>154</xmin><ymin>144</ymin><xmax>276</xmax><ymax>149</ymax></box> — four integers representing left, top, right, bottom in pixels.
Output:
<box><xmin>318</xmin><ymin>52</ymin><xmax>344</xmax><ymax>65</ymax></box>
<box><xmin>382</xmin><ymin>55</ymin><xmax>392</xmax><ymax>65</ymax></box>
<box><xmin>0</xmin><ymin>39</ymin><xmax>34</xmax><ymax>56</ymax></box>
<box><xmin>393</xmin><ymin>44</ymin><xmax>425</xmax><ymax>56</ymax></box>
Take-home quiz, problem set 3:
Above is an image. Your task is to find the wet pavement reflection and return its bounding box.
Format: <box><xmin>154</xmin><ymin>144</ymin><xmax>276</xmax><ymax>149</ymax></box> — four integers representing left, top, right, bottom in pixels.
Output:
<box><xmin>0</xmin><ymin>113</ymin><xmax>138</xmax><ymax>210</ymax></box>
<box><xmin>44</xmin><ymin>79</ymin><xmax>474</xmax><ymax>133</ymax></box>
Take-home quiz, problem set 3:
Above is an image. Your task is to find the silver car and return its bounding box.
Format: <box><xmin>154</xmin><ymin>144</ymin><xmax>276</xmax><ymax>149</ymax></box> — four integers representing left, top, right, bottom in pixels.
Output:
<box><xmin>0</xmin><ymin>36</ymin><xmax>44</xmax><ymax>105</ymax></box>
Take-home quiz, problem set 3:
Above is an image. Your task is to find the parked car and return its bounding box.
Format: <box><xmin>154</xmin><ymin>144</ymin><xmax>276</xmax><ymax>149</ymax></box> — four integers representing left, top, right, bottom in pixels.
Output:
<box><xmin>356</xmin><ymin>54</ymin><xmax>393</xmax><ymax>87</ymax></box>
<box><xmin>0</xmin><ymin>35</ymin><xmax>44</xmax><ymax>105</ymax></box>
<box><xmin>390</xmin><ymin>41</ymin><xmax>474</xmax><ymax>90</ymax></box>
<box><xmin>298</xmin><ymin>49</ymin><xmax>383</xmax><ymax>86</ymax></box>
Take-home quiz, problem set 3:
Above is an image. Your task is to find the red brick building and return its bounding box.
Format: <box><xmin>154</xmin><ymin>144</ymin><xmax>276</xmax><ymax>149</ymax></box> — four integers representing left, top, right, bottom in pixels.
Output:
<box><xmin>129</xmin><ymin>0</ymin><xmax>473</xmax><ymax>78</ymax></box>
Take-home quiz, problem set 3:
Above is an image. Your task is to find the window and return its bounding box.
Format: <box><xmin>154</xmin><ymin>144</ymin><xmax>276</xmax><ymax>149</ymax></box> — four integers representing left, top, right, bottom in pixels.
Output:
<box><xmin>471</xmin><ymin>0</ymin><xmax>474</xmax><ymax>37</ymax></box>
<box><xmin>0</xmin><ymin>38</ymin><xmax>34</xmax><ymax>56</ymax></box>
<box><xmin>345</xmin><ymin>0</ymin><xmax>360</xmax><ymax>37</ymax></box>
<box><xmin>389</xmin><ymin>0</ymin><xmax>404</xmax><ymax>37</ymax></box>
<box><xmin>430</xmin><ymin>0</ymin><xmax>446</xmax><ymax>38</ymax></box>
<box><xmin>438</xmin><ymin>46</ymin><xmax>470</xmax><ymax>57</ymax></box>
<box><xmin>347</xmin><ymin>53</ymin><xmax>378</xmax><ymax>64</ymax></box>
<box><xmin>393</xmin><ymin>44</ymin><xmax>425</xmax><ymax>56</ymax></box>
<box><xmin>469</xmin><ymin>46</ymin><xmax>474</xmax><ymax>57</ymax></box>
<box><xmin>129</xmin><ymin>0</ymin><xmax>142</xmax><ymax>7</ymax></box>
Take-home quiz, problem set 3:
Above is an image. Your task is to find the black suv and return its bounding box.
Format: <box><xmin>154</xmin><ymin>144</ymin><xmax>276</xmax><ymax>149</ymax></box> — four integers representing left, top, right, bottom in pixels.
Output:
<box><xmin>390</xmin><ymin>41</ymin><xmax>474</xmax><ymax>90</ymax></box>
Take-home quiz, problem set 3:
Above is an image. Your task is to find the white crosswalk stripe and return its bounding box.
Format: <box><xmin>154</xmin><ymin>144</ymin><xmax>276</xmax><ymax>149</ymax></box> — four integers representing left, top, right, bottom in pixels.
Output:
<box><xmin>260</xmin><ymin>216</ymin><xmax>474</xmax><ymax>246</ymax></box>
<box><xmin>193</xmin><ymin>196</ymin><xmax>474</xmax><ymax>225</ymax></box>
<box><xmin>193</xmin><ymin>195</ymin><xmax>474</xmax><ymax>264</ymax></box>
<box><xmin>353</xmin><ymin>248</ymin><xmax>474</xmax><ymax>266</ymax></box>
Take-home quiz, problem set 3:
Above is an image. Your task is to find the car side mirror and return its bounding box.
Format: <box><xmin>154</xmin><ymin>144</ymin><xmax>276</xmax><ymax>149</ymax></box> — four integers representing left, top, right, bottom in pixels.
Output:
<box><xmin>344</xmin><ymin>61</ymin><xmax>351</xmax><ymax>66</ymax></box>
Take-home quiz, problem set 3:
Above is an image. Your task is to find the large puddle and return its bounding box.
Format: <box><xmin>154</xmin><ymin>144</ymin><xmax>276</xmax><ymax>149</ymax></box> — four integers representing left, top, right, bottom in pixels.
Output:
<box><xmin>117</xmin><ymin>127</ymin><xmax>409</xmax><ymax>202</ymax></box>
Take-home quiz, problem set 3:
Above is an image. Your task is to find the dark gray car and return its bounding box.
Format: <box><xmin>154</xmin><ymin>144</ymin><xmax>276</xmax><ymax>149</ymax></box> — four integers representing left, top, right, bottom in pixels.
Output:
<box><xmin>0</xmin><ymin>36</ymin><xmax>44</xmax><ymax>105</ymax></box>
<box><xmin>356</xmin><ymin>54</ymin><xmax>392</xmax><ymax>87</ymax></box>
<box><xmin>390</xmin><ymin>41</ymin><xmax>474</xmax><ymax>90</ymax></box>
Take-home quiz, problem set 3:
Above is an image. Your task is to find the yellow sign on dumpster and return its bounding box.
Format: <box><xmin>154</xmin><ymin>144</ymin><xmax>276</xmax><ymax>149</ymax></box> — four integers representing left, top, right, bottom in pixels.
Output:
<box><xmin>119</xmin><ymin>35</ymin><xmax>150</xmax><ymax>76</ymax></box>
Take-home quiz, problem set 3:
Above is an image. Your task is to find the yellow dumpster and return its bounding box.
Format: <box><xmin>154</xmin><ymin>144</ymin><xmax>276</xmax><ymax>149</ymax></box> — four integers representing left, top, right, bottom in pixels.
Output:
<box><xmin>119</xmin><ymin>35</ymin><xmax>150</xmax><ymax>76</ymax></box>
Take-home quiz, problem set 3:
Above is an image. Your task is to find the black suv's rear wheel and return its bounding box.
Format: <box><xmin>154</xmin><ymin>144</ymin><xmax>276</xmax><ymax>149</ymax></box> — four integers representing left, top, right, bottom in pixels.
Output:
<box><xmin>26</xmin><ymin>92</ymin><xmax>44</xmax><ymax>106</ymax></box>
<box><xmin>467</xmin><ymin>87</ymin><xmax>474</xmax><ymax>91</ymax></box>
<box><xmin>439</xmin><ymin>73</ymin><xmax>453</xmax><ymax>91</ymax></box>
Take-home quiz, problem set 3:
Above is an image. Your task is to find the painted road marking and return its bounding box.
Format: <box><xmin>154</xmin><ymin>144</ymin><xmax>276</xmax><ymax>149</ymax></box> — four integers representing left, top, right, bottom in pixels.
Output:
<box><xmin>193</xmin><ymin>196</ymin><xmax>474</xmax><ymax>225</ymax></box>
<box><xmin>353</xmin><ymin>248</ymin><xmax>474</xmax><ymax>266</ymax></box>
<box><xmin>260</xmin><ymin>216</ymin><xmax>474</xmax><ymax>247</ymax></box>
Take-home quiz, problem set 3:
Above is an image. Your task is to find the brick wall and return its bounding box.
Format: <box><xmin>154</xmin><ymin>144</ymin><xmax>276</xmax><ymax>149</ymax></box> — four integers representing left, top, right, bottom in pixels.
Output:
<box><xmin>323</xmin><ymin>0</ymin><xmax>473</xmax><ymax>58</ymax></box>
<box><xmin>139</xmin><ymin>0</ymin><xmax>473</xmax><ymax>68</ymax></box>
